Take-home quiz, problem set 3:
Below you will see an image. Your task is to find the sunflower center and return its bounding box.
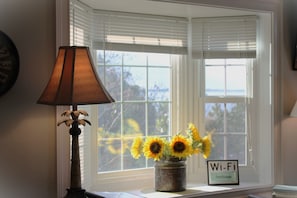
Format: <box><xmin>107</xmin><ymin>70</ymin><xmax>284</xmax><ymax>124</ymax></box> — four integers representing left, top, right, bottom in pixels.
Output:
<box><xmin>173</xmin><ymin>141</ymin><xmax>185</xmax><ymax>153</ymax></box>
<box><xmin>150</xmin><ymin>142</ymin><xmax>162</xmax><ymax>154</ymax></box>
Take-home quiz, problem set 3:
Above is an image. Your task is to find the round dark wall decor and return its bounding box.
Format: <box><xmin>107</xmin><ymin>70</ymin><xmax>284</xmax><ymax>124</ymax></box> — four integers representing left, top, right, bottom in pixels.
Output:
<box><xmin>0</xmin><ymin>31</ymin><xmax>19</xmax><ymax>96</ymax></box>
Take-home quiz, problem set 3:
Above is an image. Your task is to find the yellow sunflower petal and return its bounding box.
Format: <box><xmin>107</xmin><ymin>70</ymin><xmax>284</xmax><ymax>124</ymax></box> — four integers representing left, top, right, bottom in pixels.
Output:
<box><xmin>202</xmin><ymin>134</ymin><xmax>212</xmax><ymax>159</ymax></box>
<box><xmin>130</xmin><ymin>137</ymin><xmax>143</xmax><ymax>159</ymax></box>
<box><xmin>188</xmin><ymin>123</ymin><xmax>201</xmax><ymax>141</ymax></box>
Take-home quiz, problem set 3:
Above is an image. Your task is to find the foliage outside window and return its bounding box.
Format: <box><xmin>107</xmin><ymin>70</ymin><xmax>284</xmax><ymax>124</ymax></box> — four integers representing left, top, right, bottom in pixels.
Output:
<box><xmin>95</xmin><ymin>51</ymin><xmax>172</xmax><ymax>172</ymax></box>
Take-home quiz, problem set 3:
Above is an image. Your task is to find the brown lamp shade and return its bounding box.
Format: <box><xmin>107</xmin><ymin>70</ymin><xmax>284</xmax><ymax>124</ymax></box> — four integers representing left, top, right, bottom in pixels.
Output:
<box><xmin>291</xmin><ymin>101</ymin><xmax>297</xmax><ymax>117</ymax></box>
<box><xmin>37</xmin><ymin>46</ymin><xmax>114</xmax><ymax>105</ymax></box>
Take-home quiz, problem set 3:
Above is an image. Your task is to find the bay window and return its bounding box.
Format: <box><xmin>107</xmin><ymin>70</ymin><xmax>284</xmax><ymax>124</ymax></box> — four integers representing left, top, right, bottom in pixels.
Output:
<box><xmin>66</xmin><ymin>0</ymin><xmax>273</xmax><ymax>194</ymax></box>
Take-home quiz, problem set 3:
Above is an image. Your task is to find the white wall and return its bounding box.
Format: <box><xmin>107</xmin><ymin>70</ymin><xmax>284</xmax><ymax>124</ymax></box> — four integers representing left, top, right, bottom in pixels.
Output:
<box><xmin>281</xmin><ymin>0</ymin><xmax>297</xmax><ymax>185</ymax></box>
<box><xmin>0</xmin><ymin>0</ymin><xmax>57</xmax><ymax>197</ymax></box>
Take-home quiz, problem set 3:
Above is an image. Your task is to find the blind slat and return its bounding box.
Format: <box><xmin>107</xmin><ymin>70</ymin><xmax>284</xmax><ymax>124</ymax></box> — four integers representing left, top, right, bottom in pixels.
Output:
<box><xmin>192</xmin><ymin>16</ymin><xmax>257</xmax><ymax>58</ymax></box>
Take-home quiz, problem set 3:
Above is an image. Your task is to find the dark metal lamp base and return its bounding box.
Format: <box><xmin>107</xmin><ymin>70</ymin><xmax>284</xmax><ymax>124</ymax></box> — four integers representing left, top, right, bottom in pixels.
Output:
<box><xmin>65</xmin><ymin>188</ymin><xmax>86</xmax><ymax>198</ymax></box>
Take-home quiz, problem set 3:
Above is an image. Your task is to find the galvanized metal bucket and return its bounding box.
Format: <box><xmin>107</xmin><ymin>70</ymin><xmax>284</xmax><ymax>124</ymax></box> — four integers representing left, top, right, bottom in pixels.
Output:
<box><xmin>154</xmin><ymin>158</ymin><xmax>186</xmax><ymax>192</ymax></box>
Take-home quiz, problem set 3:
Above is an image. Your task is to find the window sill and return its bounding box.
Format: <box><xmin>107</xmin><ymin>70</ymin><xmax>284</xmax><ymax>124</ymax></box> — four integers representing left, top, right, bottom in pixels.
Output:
<box><xmin>88</xmin><ymin>183</ymin><xmax>273</xmax><ymax>198</ymax></box>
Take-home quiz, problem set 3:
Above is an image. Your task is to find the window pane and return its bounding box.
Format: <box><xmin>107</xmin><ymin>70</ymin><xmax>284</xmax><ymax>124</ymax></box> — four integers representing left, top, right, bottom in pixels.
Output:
<box><xmin>148</xmin><ymin>68</ymin><xmax>170</xmax><ymax>101</ymax></box>
<box><xmin>123</xmin><ymin>67</ymin><xmax>146</xmax><ymax>100</ymax></box>
<box><xmin>98</xmin><ymin>139</ymin><xmax>121</xmax><ymax>172</ymax></box>
<box><xmin>204</xmin><ymin>59</ymin><xmax>248</xmax><ymax>97</ymax></box>
<box><xmin>148</xmin><ymin>102</ymin><xmax>170</xmax><ymax>136</ymax></box>
<box><xmin>226</xmin><ymin>103</ymin><xmax>245</xmax><ymax>133</ymax></box>
<box><xmin>123</xmin><ymin>103</ymin><xmax>146</xmax><ymax>135</ymax></box>
<box><xmin>205</xmin><ymin>103</ymin><xmax>224</xmax><ymax>133</ymax></box>
<box><xmin>205</xmin><ymin>66</ymin><xmax>224</xmax><ymax>96</ymax></box>
<box><xmin>208</xmin><ymin>135</ymin><xmax>224</xmax><ymax>160</ymax></box>
<box><xmin>205</xmin><ymin>102</ymin><xmax>247</xmax><ymax>163</ymax></box>
<box><xmin>98</xmin><ymin>103</ymin><xmax>121</xmax><ymax>136</ymax></box>
<box><xmin>124</xmin><ymin>138</ymin><xmax>146</xmax><ymax>169</ymax></box>
<box><xmin>98</xmin><ymin>66</ymin><xmax>121</xmax><ymax>101</ymax></box>
<box><xmin>226</xmin><ymin>66</ymin><xmax>246</xmax><ymax>96</ymax></box>
<box><xmin>227</xmin><ymin>135</ymin><xmax>246</xmax><ymax>164</ymax></box>
<box><xmin>208</xmin><ymin>134</ymin><xmax>246</xmax><ymax>165</ymax></box>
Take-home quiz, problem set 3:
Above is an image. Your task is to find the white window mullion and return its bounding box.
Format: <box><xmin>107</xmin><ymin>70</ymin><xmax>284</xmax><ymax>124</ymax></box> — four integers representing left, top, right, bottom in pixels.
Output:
<box><xmin>223</xmin><ymin>103</ymin><xmax>228</xmax><ymax>159</ymax></box>
<box><xmin>145</xmin><ymin>56</ymin><xmax>149</xmax><ymax>168</ymax></box>
<box><xmin>120</xmin><ymin>54</ymin><xmax>124</xmax><ymax>171</ymax></box>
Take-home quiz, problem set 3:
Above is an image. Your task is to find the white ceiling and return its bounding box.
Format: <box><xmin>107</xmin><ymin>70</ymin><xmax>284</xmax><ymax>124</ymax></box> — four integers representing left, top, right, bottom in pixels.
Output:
<box><xmin>79</xmin><ymin>0</ymin><xmax>257</xmax><ymax>18</ymax></box>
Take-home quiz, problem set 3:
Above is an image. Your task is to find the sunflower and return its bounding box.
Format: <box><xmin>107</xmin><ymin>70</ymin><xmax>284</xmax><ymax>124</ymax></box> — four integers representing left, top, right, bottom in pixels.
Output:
<box><xmin>201</xmin><ymin>134</ymin><xmax>212</xmax><ymax>159</ymax></box>
<box><xmin>169</xmin><ymin>135</ymin><xmax>193</xmax><ymax>159</ymax></box>
<box><xmin>130</xmin><ymin>137</ymin><xmax>143</xmax><ymax>159</ymax></box>
<box><xmin>143</xmin><ymin>137</ymin><xmax>166</xmax><ymax>161</ymax></box>
<box><xmin>188</xmin><ymin>123</ymin><xmax>201</xmax><ymax>141</ymax></box>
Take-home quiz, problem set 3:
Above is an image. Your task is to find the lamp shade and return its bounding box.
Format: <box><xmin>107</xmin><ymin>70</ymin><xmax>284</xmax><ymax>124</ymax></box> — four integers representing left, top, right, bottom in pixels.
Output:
<box><xmin>291</xmin><ymin>101</ymin><xmax>297</xmax><ymax>117</ymax></box>
<box><xmin>37</xmin><ymin>46</ymin><xmax>114</xmax><ymax>105</ymax></box>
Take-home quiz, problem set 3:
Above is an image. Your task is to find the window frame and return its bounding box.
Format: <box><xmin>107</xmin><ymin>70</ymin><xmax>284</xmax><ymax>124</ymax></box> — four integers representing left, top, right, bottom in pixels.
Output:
<box><xmin>84</xmin><ymin>52</ymin><xmax>186</xmax><ymax>191</ymax></box>
<box><xmin>56</xmin><ymin>1</ymin><xmax>280</xmax><ymax>197</ymax></box>
<box><xmin>200</xmin><ymin>58</ymin><xmax>253</xmax><ymax>166</ymax></box>
<box><xmin>95</xmin><ymin>50</ymin><xmax>174</xmax><ymax>173</ymax></box>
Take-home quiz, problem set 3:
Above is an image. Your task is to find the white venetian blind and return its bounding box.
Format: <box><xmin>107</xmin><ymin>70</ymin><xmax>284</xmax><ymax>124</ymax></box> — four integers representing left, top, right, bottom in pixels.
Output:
<box><xmin>70</xmin><ymin>0</ymin><xmax>92</xmax><ymax>46</ymax></box>
<box><xmin>91</xmin><ymin>10</ymin><xmax>188</xmax><ymax>54</ymax></box>
<box><xmin>192</xmin><ymin>16</ymin><xmax>257</xmax><ymax>58</ymax></box>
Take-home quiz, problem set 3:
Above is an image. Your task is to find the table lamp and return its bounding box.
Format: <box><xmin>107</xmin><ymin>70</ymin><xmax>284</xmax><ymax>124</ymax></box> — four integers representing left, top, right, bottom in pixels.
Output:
<box><xmin>37</xmin><ymin>46</ymin><xmax>114</xmax><ymax>198</ymax></box>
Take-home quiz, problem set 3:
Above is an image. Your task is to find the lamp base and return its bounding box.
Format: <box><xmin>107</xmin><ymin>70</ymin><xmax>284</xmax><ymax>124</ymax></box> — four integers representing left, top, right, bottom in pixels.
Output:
<box><xmin>65</xmin><ymin>188</ymin><xmax>86</xmax><ymax>198</ymax></box>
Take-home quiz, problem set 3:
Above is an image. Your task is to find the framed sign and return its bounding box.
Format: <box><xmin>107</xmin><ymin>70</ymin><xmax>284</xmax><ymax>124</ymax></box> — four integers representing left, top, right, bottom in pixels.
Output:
<box><xmin>207</xmin><ymin>160</ymin><xmax>239</xmax><ymax>185</ymax></box>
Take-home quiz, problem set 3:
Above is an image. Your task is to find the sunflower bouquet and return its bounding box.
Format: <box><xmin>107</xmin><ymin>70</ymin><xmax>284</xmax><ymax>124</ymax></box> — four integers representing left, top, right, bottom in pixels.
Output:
<box><xmin>130</xmin><ymin>123</ymin><xmax>212</xmax><ymax>161</ymax></box>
